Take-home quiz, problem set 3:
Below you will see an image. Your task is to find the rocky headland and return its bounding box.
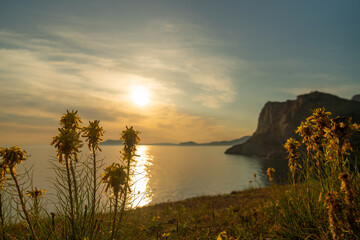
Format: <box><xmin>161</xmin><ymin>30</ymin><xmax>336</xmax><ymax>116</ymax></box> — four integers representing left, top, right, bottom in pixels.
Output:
<box><xmin>225</xmin><ymin>91</ymin><xmax>360</xmax><ymax>159</ymax></box>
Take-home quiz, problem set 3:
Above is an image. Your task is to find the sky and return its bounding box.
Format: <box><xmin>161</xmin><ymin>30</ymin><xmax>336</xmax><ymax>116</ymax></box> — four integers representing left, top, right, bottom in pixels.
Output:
<box><xmin>1</xmin><ymin>0</ymin><xmax>359</xmax><ymax>145</ymax></box>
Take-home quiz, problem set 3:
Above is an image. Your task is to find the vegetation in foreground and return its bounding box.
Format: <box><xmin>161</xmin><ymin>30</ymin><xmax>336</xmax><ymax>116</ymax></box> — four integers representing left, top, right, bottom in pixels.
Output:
<box><xmin>0</xmin><ymin>108</ymin><xmax>360</xmax><ymax>239</ymax></box>
<box><xmin>267</xmin><ymin>108</ymin><xmax>360</xmax><ymax>240</ymax></box>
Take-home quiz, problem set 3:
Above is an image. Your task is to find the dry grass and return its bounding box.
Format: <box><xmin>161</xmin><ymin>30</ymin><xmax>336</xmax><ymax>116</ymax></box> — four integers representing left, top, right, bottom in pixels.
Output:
<box><xmin>118</xmin><ymin>186</ymin><xmax>285</xmax><ymax>239</ymax></box>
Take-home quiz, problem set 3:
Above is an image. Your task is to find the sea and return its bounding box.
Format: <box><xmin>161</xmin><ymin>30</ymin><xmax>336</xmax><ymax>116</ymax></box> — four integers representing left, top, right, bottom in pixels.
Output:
<box><xmin>11</xmin><ymin>145</ymin><xmax>288</xmax><ymax>212</ymax></box>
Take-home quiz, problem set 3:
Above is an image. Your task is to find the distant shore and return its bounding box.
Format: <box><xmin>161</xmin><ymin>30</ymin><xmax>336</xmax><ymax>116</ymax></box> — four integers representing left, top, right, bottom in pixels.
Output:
<box><xmin>100</xmin><ymin>135</ymin><xmax>250</xmax><ymax>146</ymax></box>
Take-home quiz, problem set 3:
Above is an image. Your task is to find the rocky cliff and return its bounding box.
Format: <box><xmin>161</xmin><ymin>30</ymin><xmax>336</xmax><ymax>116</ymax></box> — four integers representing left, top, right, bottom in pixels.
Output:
<box><xmin>353</xmin><ymin>94</ymin><xmax>360</xmax><ymax>102</ymax></box>
<box><xmin>225</xmin><ymin>91</ymin><xmax>360</xmax><ymax>159</ymax></box>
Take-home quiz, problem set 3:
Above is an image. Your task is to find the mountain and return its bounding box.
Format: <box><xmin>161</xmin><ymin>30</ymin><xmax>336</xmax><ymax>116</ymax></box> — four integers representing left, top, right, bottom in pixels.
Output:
<box><xmin>225</xmin><ymin>91</ymin><xmax>360</xmax><ymax>159</ymax></box>
<box><xmin>178</xmin><ymin>141</ymin><xmax>197</xmax><ymax>146</ymax></box>
<box><xmin>178</xmin><ymin>136</ymin><xmax>250</xmax><ymax>146</ymax></box>
<box><xmin>101</xmin><ymin>136</ymin><xmax>250</xmax><ymax>146</ymax></box>
<box><xmin>100</xmin><ymin>139</ymin><xmax>123</xmax><ymax>145</ymax></box>
<box><xmin>201</xmin><ymin>136</ymin><xmax>251</xmax><ymax>146</ymax></box>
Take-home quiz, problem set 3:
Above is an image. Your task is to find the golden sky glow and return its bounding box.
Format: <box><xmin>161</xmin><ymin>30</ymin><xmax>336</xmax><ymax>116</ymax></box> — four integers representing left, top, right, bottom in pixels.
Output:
<box><xmin>0</xmin><ymin>1</ymin><xmax>359</xmax><ymax>145</ymax></box>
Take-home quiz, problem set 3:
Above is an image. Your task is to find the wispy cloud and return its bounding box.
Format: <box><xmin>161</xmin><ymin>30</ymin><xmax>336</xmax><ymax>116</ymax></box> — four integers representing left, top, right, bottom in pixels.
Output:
<box><xmin>0</xmin><ymin>19</ymin><xmax>243</xmax><ymax>144</ymax></box>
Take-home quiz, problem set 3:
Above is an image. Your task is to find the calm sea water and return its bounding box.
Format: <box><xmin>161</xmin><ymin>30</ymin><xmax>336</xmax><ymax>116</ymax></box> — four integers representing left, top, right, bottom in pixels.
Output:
<box><xmin>17</xmin><ymin>145</ymin><xmax>284</xmax><ymax>209</ymax></box>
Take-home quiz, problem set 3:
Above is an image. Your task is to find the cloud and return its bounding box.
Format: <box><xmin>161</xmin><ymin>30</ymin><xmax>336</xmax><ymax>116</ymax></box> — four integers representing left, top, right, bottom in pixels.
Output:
<box><xmin>0</xmin><ymin>21</ymin><xmax>244</xmax><ymax>144</ymax></box>
<box><xmin>38</xmin><ymin>20</ymin><xmax>240</xmax><ymax>108</ymax></box>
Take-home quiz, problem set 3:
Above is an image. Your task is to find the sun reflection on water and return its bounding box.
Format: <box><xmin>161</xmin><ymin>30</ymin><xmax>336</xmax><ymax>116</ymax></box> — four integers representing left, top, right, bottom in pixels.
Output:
<box><xmin>130</xmin><ymin>145</ymin><xmax>152</xmax><ymax>207</ymax></box>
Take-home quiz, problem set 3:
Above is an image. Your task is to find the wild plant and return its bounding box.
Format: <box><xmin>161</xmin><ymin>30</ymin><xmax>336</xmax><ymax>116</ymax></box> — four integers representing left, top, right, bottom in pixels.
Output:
<box><xmin>118</xmin><ymin>126</ymin><xmax>140</xmax><ymax>223</ymax></box>
<box><xmin>82</xmin><ymin>120</ymin><xmax>104</xmax><ymax>227</ymax></box>
<box><xmin>268</xmin><ymin>108</ymin><xmax>360</xmax><ymax>239</ymax></box>
<box><xmin>51</xmin><ymin>110</ymin><xmax>83</xmax><ymax>238</ymax></box>
<box><xmin>0</xmin><ymin>112</ymin><xmax>144</xmax><ymax>239</ymax></box>
<box><xmin>26</xmin><ymin>187</ymin><xmax>46</xmax><ymax>216</ymax></box>
<box><xmin>0</xmin><ymin>164</ymin><xmax>7</xmax><ymax>238</ymax></box>
<box><xmin>284</xmin><ymin>138</ymin><xmax>300</xmax><ymax>184</ymax></box>
<box><xmin>0</xmin><ymin>146</ymin><xmax>37</xmax><ymax>240</ymax></box>
<box><xmin>266</xmin><ymin>168</ymin><xmax>275</xmax><ymax>183</ymax></box>
<box><xmin>101</xmin><ymin>163</ymin><xmax>127</xmax><ymax>239</ymax></box>
<box><xmin>101</xmin><ymin>126</ymin><xmax>140</xmax><ymax>239</ymax></box>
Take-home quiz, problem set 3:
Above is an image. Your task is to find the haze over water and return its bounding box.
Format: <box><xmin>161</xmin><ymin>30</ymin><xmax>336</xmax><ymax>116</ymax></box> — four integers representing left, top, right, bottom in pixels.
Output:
<box><xmin>21</xmin><ymin>145</ymin><xmax>268</xmax><ymax>209</ymax></box>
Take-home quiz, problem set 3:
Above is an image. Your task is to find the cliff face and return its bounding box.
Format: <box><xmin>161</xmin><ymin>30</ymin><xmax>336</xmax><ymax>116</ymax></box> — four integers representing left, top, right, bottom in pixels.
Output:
<box><xmin>353</xmin><ymin>94</ymin><xmax>360</xmax><ymax>102</ymax></box>
<box><xmin>225</xmin><ymin>91</ymin><xmax>360</xmax><ymax>159</ymax></box>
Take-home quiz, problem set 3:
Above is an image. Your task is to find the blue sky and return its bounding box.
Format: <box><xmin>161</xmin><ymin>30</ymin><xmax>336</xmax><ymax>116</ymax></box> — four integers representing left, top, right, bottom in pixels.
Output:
<box><xmin>1</xmin><ymin>1</ymin><xmax>359</xmax><ymax>145</ymax></box>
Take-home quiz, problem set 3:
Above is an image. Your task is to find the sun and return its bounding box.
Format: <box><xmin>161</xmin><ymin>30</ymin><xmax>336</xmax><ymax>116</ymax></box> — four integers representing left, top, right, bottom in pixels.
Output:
<box><xmin>131</xmin><ymin>86</ymin><xmax>150</xmax><ymax>107</ymax></box>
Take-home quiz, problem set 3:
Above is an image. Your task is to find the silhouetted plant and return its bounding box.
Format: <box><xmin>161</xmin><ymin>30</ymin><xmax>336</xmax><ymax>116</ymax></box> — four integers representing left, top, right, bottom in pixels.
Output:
<box><xmin>101</xmin><ymin>163</ymin><xmax>127</xmax><ymax>239</ymax></box>
<box><xmin>60</xmin><ymin>110</ymin><xmax>83</xmax><ymax>213</ymax></box>
<box><xmin>0</xmin><ymin>146</ymin><xmax>37</xmax><ymax>240</ymax></box>
<box><xmin>0</xmin><ymin>164</ymin><xmax>7</xmax><ymax>239</ymax></box>
<box><xmin>51</xmin><ymin>110</ymin><xmax>83</xmax><ymax>239</ymax></box>
<box><xmin>27</xmin><ymin>187</ymin><xmax>46</xmax><ymax>216</ymax></box>
<box><xmin>118</xmin><ymin>126</ymin><xmax>140</xmax><ymax>226</ymax></box>
<box><xmin>82</xmin><ymin>120</ymin><xmax>104</xmax><ymax>226</ymax></box>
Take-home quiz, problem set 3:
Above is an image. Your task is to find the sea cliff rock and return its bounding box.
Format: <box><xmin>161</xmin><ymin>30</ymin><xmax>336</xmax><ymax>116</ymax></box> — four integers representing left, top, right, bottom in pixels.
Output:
<box><xmin>353</xmin><ymin>94</ymin><xmax>360</xmax><ymax>102</ymax></box>
<box><xmin>225</xmin><ymin>91</ymin><xmax>360</xmax><ymax>159</ymax></box>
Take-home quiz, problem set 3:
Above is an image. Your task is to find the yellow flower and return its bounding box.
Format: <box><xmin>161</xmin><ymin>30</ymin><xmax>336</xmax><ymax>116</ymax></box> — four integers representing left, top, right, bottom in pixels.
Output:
<box><xmin>266</xmin><ymin>168</ymin><xmax>275</xmax><ymax>182</ymax></box>
<box><xmin>121</xmin><ymin>126</ymin><xmax>140</xmax><ymax>157</ymax></box>
<box><xmin>296</xmin><ymin>120</ymin><xmax>314</xmax><ymax>138</ymax></box>
<box><xmin>0</xmin><ymin>146</ymin><xmax>28</xmax><ymax>173</ymax></box>
<box><xmin>152</xmin><ymin>216</ymin><xmax>161</xmax><ymax>222</ymax></box>
<box><xmin>82</xmin><ymin>120</ymin><xmax>104</xmax><ymax>152</ymax></box>
<box><xmin>307</xmin><ymin>108</ymin><xmax>331</xmax><ymax>128</ymax></box>
<box><xmin>323</xmin><ymin>116</ymin><xmax>359</xmax><ymax>160</ymax></box>
<box><xmin>60</xmin><ymin>110</ymin><xmax>82</xmax><ymax>130</ymax></box>
<box><xmin>101</xmin><ymin>163</ymin><xmax>127</xmax><ymax>195</ymax></box>
<box><xmin>51</xmin><ymin>128</ymin><xmax>83</xmax><ymax>163</ymax></box>
<box><xmin>162</xmin><ymin>232</ymin><xmax>170</xmax><ymax>238</ymax></box>
<box><xmin>0</xmin><ymin>166</ymin><xmax>8</xmax><ymax>188</ymax></box>
<box><xmin>217</xmin><ymin>231</ymin><xmax>228</xmax><ymax>240</ymax></box>
<box><xmin>284</xmin><ymin>138</ymin><xmax>301</xmax><ymax>181</ymax></box>
<box><xmin>27</xmin><ymin>187</ymin><xmax>46</xmax><ymax>199</ymax></box>
<box><xmin>284</xmin><ymin>138</ymin><xmax>300</xmax><ymax>157</ymax></box>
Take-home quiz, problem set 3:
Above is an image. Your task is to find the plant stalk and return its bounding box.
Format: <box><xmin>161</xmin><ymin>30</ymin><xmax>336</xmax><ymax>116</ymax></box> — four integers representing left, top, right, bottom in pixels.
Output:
<box><xmin>65</xmin><ymin>155</ymin><xmax>76</xmax><ymax>239</ymax></box>
<box><xmin>91</xmin><ymin>147</ymin><xmax>97</xmax><ymax>225</ymax></box>
<box><xmin>10</xmin><ymin>168</ymin><xmax>38</xmax><ymax>240</ymax></box>
<box><xmin>111</xmin><ymin>192</ymin><xmax>119</xmax><ymax>240</ymax></box>
<box><xmin>69</xmin><ymin>157</ymin><xmax>79</xmax><ymax>215</ymax></box>
<box><xmin>118</xmin><ymin>154</ymin><xmax>131</xmax><ymax>227</ymax></box>
<box><xmin>0</xmin><ymin>191</ymin><xmax>4</xmax><ymax>239</ymax></box>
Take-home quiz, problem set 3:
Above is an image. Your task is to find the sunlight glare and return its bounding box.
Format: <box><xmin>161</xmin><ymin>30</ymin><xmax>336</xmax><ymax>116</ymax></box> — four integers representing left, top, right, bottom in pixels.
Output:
<box><xmin>131</xmin><ymin>86</ymin><xmax>150</xmax><ymax>107</ymax></box>
<box><xmin>130</xmin><ymin>145</ymin><xmax>152</xmax><ymax>207</ymax></box>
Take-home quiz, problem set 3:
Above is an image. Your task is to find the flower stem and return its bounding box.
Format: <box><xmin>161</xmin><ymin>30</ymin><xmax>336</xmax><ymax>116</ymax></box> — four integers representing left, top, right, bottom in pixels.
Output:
<box><xmin>0</xmin><ymin>191</ymin><xmax>4</xmax><ymax>239</ymax></box>
<box><xmin>91</xmin><ymin>147</ymin><xmax>97</xmax><ymax>226</ymax></box>
<box><xmin>111</xmin><ymin>192</ymin><xmax>119</xmax><ymax>240</ymax></box>
<box><xmin>65</xmin><ymin>155</ymin><xmax>76</xmax><ymax>239</ymax></box>
<box><xmin>69</xmin><ymin>158</ymin><xmax>79</xmax><ymax>215</ymax></box>
<box><xmin>118</xmin><ymin>156</ymin><xmax>131</xmax><ymax>227</ymax></box>
<box><xmin>10</xmin><ymin>168</ymin><xmax>37</xmax><ymax>240</ymax></box>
